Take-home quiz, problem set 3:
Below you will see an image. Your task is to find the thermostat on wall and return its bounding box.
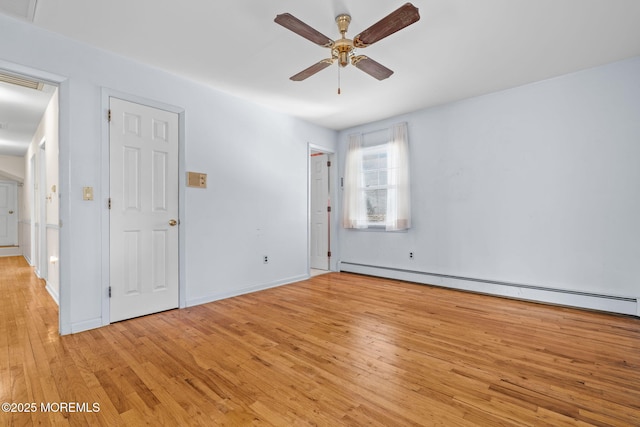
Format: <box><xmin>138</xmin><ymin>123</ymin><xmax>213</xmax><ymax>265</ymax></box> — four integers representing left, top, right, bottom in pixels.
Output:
<box><xmin>187</xmin><ymin>172</ymin><xmax>207</xmax><ymax>188</ymax></box>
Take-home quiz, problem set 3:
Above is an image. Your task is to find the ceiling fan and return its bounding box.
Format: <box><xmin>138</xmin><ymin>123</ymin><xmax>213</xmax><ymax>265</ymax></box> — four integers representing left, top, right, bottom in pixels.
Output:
<box><xmin>275</xmin><ymin>3</ymin><xmax>420</xmax><ymax>82</ymax></box>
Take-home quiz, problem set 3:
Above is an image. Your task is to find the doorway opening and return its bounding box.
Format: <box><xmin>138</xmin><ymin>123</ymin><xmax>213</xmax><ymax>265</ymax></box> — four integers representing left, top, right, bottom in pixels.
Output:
<box><xmin>0</xmin><ymin>69</ymin><xmax>60</xmax><ymax>305</ymax></box>
<box><xmin>309</xmin><ymin>147</ymin><xmax>334</xmax><ymax>276</ymax></box>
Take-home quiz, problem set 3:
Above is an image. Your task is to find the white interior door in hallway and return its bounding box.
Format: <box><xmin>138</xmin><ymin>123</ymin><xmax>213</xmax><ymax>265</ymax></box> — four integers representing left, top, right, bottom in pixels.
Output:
<box><xmin>109</xmin><ymin>97</ymin><xmax>179</xmax><ymax>322</ymax></box>
<box><xmin>310</xmin><ymin>153</ymin><xmax>330</xmax><ymax>270</ymax></box>
<box><xmin>0</xmin><ymin>181</ymin><xmax>17</xmax><ymax>246</ymax></box>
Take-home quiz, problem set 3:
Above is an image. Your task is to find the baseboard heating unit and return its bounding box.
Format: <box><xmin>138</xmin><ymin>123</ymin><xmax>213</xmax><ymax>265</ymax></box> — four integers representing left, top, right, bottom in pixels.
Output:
<box><xmin>339</xmin><ymin>262</ymin><xmax>639</xmax><ymax>317</ymax></box>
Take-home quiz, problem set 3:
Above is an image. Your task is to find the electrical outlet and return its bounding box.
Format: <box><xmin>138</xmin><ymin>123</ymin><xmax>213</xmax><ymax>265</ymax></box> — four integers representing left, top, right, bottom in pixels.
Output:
<box><xmin>409</xmin><ymin>252</ymin><xmax>414</xmax><ymax>259</ymax></box>
<box><xmin>263</xmin><ymin>255</ymin><xmax>269</xmax><ymax>264</ymax></box>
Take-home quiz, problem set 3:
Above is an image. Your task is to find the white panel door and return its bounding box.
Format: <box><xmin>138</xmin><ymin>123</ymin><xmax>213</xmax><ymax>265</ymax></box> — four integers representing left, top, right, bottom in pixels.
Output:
<box><xmin>310</xmin><ymin>154</ymin><xmax>330</xmax><ymax>270</ymax></box>
<box><xmin>109</xmin><ymin>98</ymin><xmax>179</xmax><ymax>322</ymax></box>
<box><xmin>0</xmin><ymin>181</ymin><xmax>17</xmax><ymax>246</ymax></box>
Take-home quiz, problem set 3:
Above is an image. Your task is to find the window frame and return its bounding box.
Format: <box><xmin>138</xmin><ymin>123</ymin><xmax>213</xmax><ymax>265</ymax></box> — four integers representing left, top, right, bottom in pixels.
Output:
<box><xmin>360</xmin><ymin>143</ymin><xmax>390</xmax><ymax>229</ymax></box>
<box><xmin>343</xmin><ymin>122</ymin><xmax>411</xmax><ymax>232</ymax></box>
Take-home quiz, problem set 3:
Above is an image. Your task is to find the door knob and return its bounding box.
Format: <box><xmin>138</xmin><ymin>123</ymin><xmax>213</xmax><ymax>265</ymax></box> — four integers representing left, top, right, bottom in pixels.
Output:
<box><xmin>169</xmin><ymin>219</ymin><xmax>177</xmax><ymax>226</ymax></box>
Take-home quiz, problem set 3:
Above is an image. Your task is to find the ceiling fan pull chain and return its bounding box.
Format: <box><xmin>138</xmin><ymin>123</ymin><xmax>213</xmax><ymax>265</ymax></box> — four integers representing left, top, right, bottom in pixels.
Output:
<box><xmin>337</xmin><ymin>65</ymin><xmax>341</xmax><ymax>95</ymax></box>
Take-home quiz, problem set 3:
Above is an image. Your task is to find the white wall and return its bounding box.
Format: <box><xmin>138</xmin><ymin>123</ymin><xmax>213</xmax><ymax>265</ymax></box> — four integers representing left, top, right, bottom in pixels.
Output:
<box><xmin>0</xmin><ymin>13</ymin><xmax>336</xmax><ymax>334</ymax></box>
<box><xmin>338</xmin><ymin>56</ymin><xmax>640</xmax><ymax>315</ymax></box>
<box><xmin>0</xmin><ymin>155</ymin><xmax>25</xmax><ymax>181</ymax></box>
<box><xmin>182</xmin><ymin>97</ymin><xmax>335</xmax><ymax>306</ymax></box>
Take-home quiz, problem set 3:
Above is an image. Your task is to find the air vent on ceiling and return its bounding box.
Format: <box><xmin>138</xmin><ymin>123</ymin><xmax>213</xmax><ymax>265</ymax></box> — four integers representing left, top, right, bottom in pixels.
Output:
<box><xmin>0</xmin><ymin>72</ymin><xmax>44</xmax><ymax>90</ymax></box>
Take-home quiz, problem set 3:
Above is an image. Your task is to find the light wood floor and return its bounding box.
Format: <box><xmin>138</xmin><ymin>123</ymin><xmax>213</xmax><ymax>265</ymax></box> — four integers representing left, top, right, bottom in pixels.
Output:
<box><xmin>1</xmin><ymin>256</ymin><xmax>639</xmax><ymax>426</ymax></box>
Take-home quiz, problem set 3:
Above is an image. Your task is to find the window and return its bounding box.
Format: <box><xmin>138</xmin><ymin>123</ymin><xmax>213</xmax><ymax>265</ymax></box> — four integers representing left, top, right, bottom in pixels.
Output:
<box><xmin>342</xmin><ymin>122</ymin><xmax>411</xmax><ymax>231</ymax></box>
<box><xmin>362</xmin><ymin>144</ymin><xmax>388</xmax><ymax>225</ymax></box>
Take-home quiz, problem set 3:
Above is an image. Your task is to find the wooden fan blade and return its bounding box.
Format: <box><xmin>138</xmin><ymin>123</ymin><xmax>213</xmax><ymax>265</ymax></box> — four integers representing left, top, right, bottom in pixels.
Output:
<box><xmin>275</xmin><ymin>13</ymin><xmax>334</xmax><ymax>48</ymax></box>
<box><xmin>353</xmin><ymin>3</ymin><xmax>420</xmax><ymax>47</ymax></box>
<box><xmin>352</xmin><ymin>56</ymin><xmax>394</xmax><ymax>80</ymax></box>
<box><xmin>290</xmin><ymin>59</ymin><xmax>333</xmax><ymax>81</ymax></box>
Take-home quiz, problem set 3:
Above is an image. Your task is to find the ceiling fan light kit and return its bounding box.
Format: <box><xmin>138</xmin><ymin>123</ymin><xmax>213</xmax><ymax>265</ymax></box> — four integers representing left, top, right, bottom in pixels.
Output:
<box><xmin>275</xmin><ymin>3</ymin><xmax>420</xmax><ymax>85</ymax></box>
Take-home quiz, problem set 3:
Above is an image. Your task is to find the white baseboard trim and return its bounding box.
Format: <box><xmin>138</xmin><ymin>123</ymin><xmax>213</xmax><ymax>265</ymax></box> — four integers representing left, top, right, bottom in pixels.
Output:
<box><xmin>0</xmin><ymin>246</ymin><xmax>21</xmax><ymax>257</ymax></box>
<box><xmin>340</xmin><ymin>262</ymin><xmax>638</xmax><ymax>317</ymax></box>
<box><xmin>70</xmin><ymin>317</ymin><xmax>104</xmax><ymax>334</ymax></box>
<box><xmin>45</xmin><ymin>281</ymin><xmax>59</xmax><ymax>306</ymax></box>
<box><xmin>186</xmin><ymin>274</ymin><xmax>308</xmax><ymax>307</ymax></box>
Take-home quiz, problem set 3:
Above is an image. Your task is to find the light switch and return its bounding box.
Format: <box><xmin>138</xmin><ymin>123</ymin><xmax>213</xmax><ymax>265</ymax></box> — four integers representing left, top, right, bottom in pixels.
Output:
<box><xmin>83</xmin><ymin>186</ymin><xmax>94</xmax><ymax>201</ymax></box>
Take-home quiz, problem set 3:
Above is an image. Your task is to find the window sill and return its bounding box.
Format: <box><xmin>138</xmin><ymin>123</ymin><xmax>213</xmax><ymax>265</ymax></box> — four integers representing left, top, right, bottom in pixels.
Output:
<box><xmin>346</xmin><ymin>225</ymin><xmax>408</xmax><ymax>232</ymax></box>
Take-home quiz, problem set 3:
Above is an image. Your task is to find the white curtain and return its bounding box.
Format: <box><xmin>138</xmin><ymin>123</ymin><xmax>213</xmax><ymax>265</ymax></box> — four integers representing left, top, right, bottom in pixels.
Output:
<box><xmin>385</xmin><ymin>122</ymin><xmax>411</xmax><ymax>231</ymax></box>
<box><xmin>342</xmin><ymin>133</ymin><xmax>368</xmax><ymax>229</ymax></box>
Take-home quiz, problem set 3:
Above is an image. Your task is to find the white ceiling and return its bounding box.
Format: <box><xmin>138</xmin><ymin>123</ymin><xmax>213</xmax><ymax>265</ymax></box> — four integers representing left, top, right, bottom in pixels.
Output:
<box><xmin>1</xmin><ymin>0</ymin><xmax>640</xmax><ymax>141</ymax></box>
<box><xmin>0</xmin><ymin>79</ymin><xmax>56</xmax><ymax>156</ymax></box>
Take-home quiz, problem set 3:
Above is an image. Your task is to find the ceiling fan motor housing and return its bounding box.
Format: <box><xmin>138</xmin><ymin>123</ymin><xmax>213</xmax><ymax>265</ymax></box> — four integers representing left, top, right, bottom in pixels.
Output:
<box><xmin>333</xmin><ymin>39</ymin><xmax>354</xmax><ymax>67</ymax></box>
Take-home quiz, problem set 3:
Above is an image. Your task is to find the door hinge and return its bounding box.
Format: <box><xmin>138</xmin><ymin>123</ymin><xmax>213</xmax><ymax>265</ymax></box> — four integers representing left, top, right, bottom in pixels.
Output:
<box><xmin>328</xmin><ymin>251</ymin><xmax>332</xmax><ymax>258</ymax></box>
<box><xmin>108</xmin><ymin>198</ymin><xmax>112</xmax><ymax>209</ymax></box>
<box><xmin>108</xmin><ymin>109</ymin><xmax>112</xmax><ymax>122</ymax></box>
<box><xmin>327</xmin><ymin>206</ymin><xmax>331</xmax><ymax>213</ymax></box>
<box><xmin>108</xmin><ymin>286</ymin><xmax>112</xmax><ymax>298</ymax></box>
<box><xmin>327</xmin><ymin>160</ymin><xmax>331</xmax><ymax>167</ymax></box>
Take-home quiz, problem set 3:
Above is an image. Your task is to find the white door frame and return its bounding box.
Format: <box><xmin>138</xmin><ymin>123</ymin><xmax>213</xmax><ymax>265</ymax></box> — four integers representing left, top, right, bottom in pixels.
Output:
<box><xmin>100</xmin><ymin>89</ymin><xmax>186</xmax><ymax>326</ymax></box>
<box><xmin>307</xmin><ymin>143</ymin><xmax>336</xmax><ymax>274</ymax></box>
<box><xmin>29</xmin><ymin>153</ymin><xmax>37</xmax><ymax>266</ymax></box>
<box><xmin>38</xmin><ymin>139</ymin><xmax>48</xmax><ymax>281</ymax></box>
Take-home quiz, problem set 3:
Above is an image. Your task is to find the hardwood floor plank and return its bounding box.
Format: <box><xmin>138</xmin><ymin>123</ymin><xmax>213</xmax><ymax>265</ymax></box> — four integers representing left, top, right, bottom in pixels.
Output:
<box><xmin>1</xmin><ymin>256</ymin><xmax>639</xmax><ymax>426</ymax></box>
